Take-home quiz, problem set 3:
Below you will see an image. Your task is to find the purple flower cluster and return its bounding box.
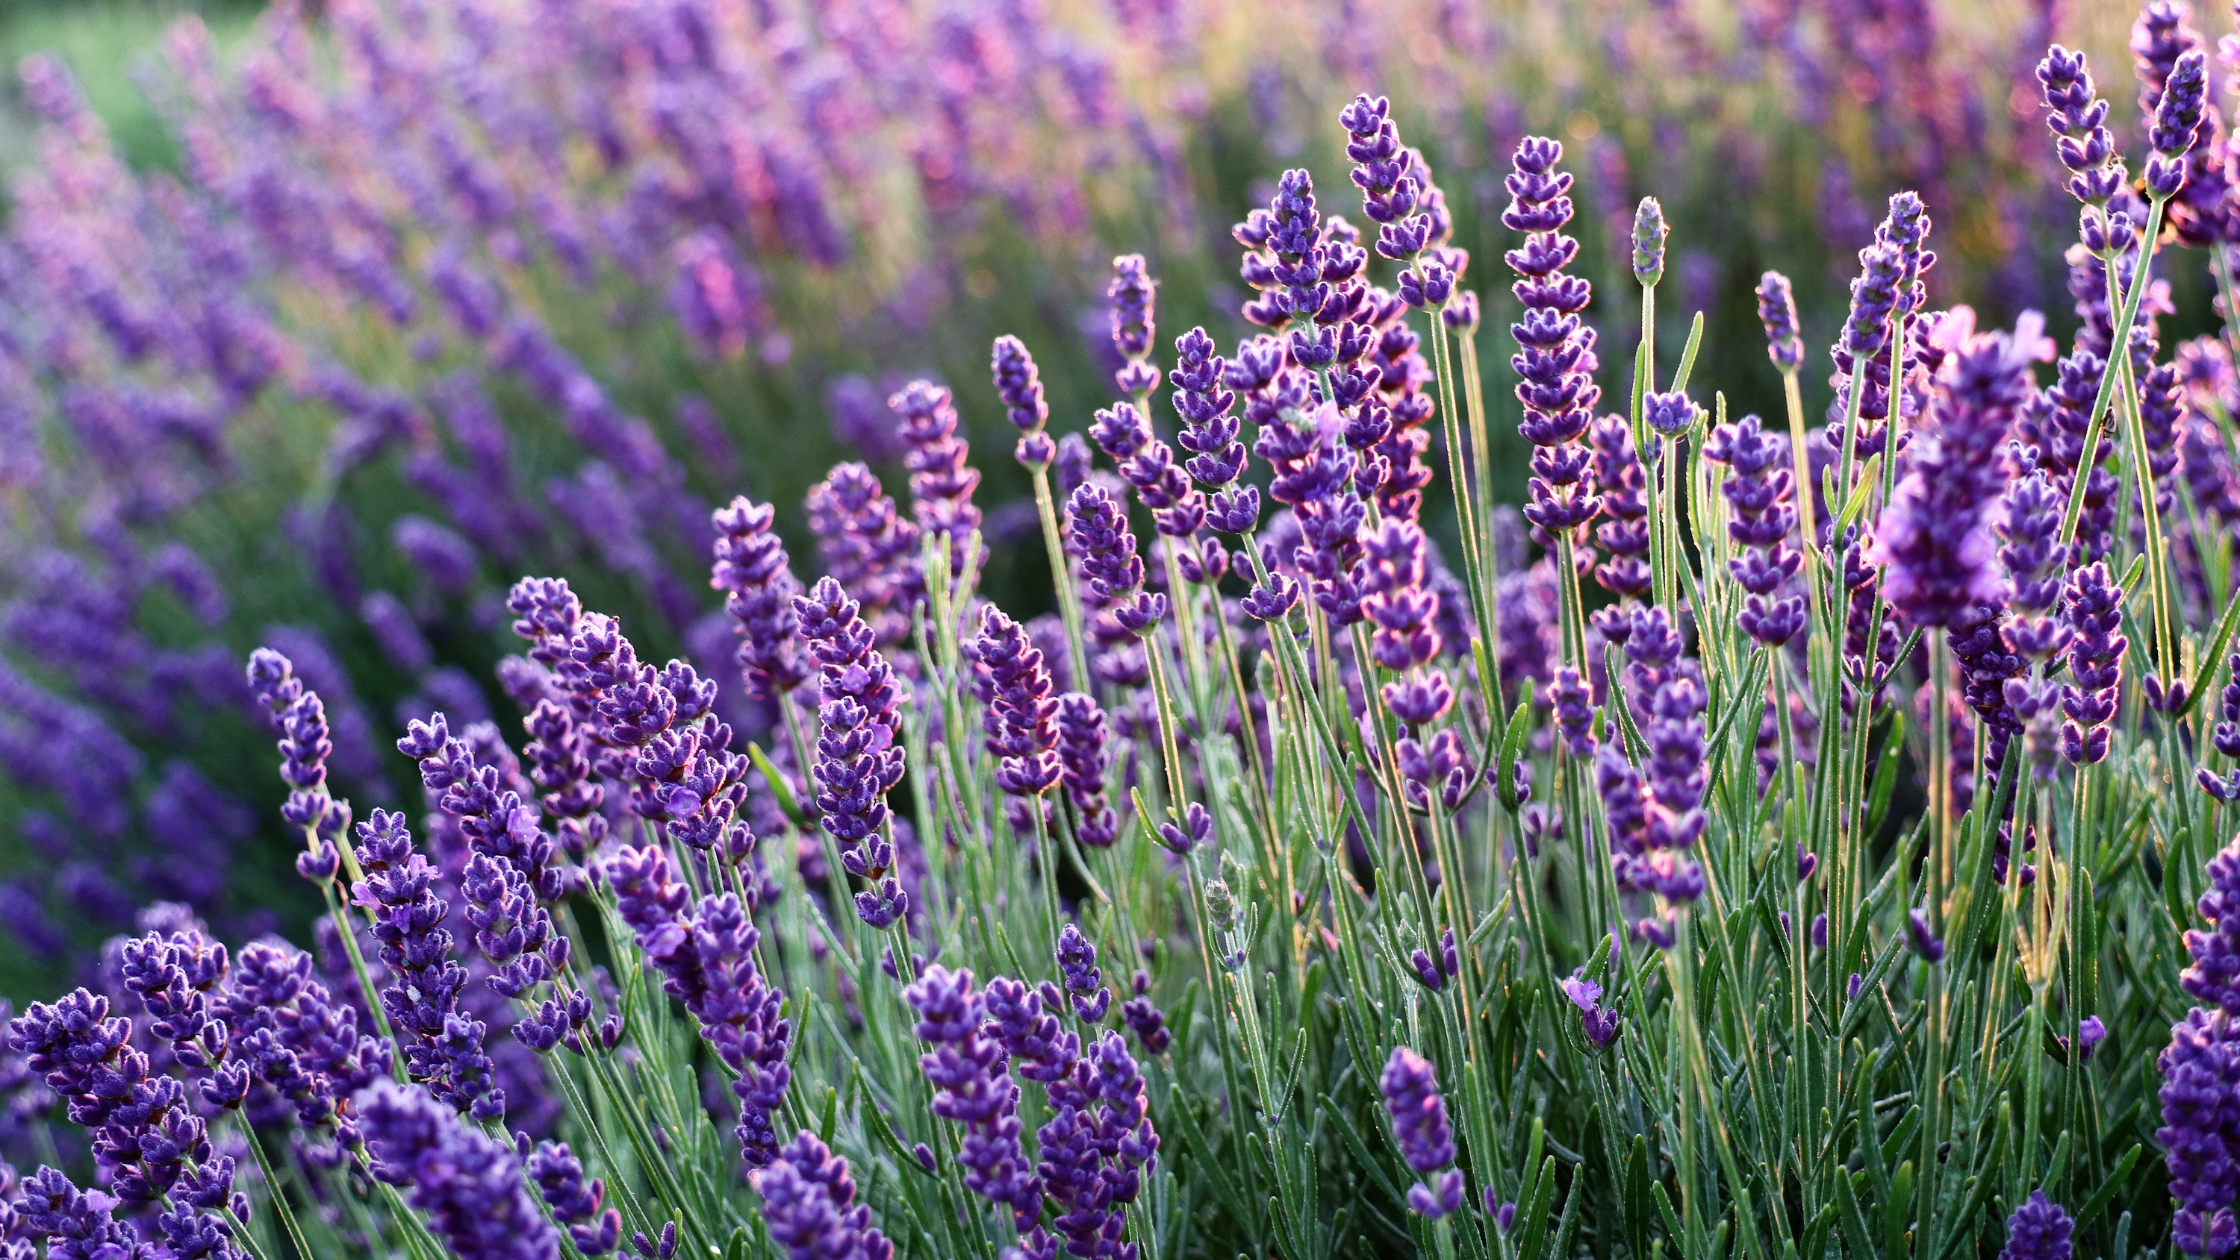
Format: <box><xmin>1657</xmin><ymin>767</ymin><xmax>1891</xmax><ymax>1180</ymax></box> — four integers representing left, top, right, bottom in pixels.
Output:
<box><xmin>1827</xmin><ymin>195</ymin><xmax>1936</xmax><ymax>466</ymax></box>
<box><xmin>893</xmin><ymin>380</ymin><xmax>983</xmax><ymax>578</ymax></box>
<box><xmin>750</xmin><ymin>1131</ymin><xmax>895</xmax><ymax>1260</ymax></box>
<box><xmin>1503</xmin><ymin>137</ymin><xmax>1601</xmax><ymax>548</ymax></box>
<box><xmin>1757</xmin><ymin>271</ymin><xmax>1805</xmax><ymax>373</ymax></box>
<box><xmin>1169</xmin><ymin>327</ymin><xmax>1257</xmax><ymax>534</ymax></box>
<box><xmin>1380</xmin><ymin>1047</ymin><xmax>1462</xmax><ymax>1218</ymax></box>
<box><xmin>905</xmin><ymin>965</ymin><xmax>1040</xmax><ymax>1225</ymax></box>
<box><xmin>969</xmin><ymin>606</ymin><xmax>1062</xmax><ymax>799</ymax></box>
<box><xmin>350</xmin><ymin>808</ymin><xmax>504</xmax><ymax>1116</ymax></box>
<box><xmin>2058</xmin><ymin>563</ymin><xmax>2125</xmax><ymax>765</ymax></box>
<box><xmin>1056</xmin><ymin>692</ymin><xmax>1120</xmax><ymax>847</ymax></box>
<box><xmin>1091</xmin><ymin>398</ymin><xmax>1207</xmax><ymax>547</ymax></box>
<box><xmin>1998</xmin><ymin>1191</ymin><xmax>2073</xmax><ymax>1260</ymax></box>
<box><xmin>806</xmin><ymin>462</ymin><xmax>922</xmax><ymax>647</ymax></box>
<box><xmin>1558</xmin><ymin>969</ymin><xmax>1621</xmax><ymax>1049</ymax></box>
<box><xmin>1109</xmin><ymin>254</ymin><xmax>1159</xmax><ymax>399</ymax></box>
<box><xmin>794</xmin><ymin>577</ymin><xmax>909</xmax><ymax>924</ymax></box>
<box><xmin>1365</xmin><ymin>520</ymin><xmax>1455</xmax><ymax>734</ymax></box>
<box><xmin>359</xmin><ymin>1077</ymin><xmax>560</xmax><ymax>1260</ymax></box>
<box><xmin>608</xmin><ymin>843</ymin><xmax>792</xmax><ymax>1167</ymax></box>
<box><xmin>1598</xmin><ymin>608</ymin><xmax>1706</xmax><ymax>945</ymax></box>
<box><xmin>1702</xmin><ymin>414</ymin><xmax>1804</xmax><ymax>646</ymax></box>
<box><xmin>526</xmin><ymin>1139</ymin><xmax>622</xmax><ymax>1257</ymax></box>
<box><xmin>2162</xmin><ymin>831</ymin><xmax>2240</xmax><ymax>1256</ymax></box>
<box><xmin>1872</xmin><ymin>311</ymin><xmax>2042</xmax><ymax>629</ymax></box>
<box><xmin>711</xmin><ymin>495</ymin><xmax>808</xmax><ymax>703</ymax></box>
<box><xmin>993</xmin><ymin>335</ymin><xmax>1055</xmax><ymax>467</ymax></box>
<box><xmin>245</xmin><ymin>647</ymin><xmax>348</xmax><ymax>871</ymax></box>
<box><xmin>1589</xmin><ymin>415</ymin><xmax>1651</xmax><ymax>600</ymax></box>
<box><xmin>1067</xmin><ymin>484</ymin><xmax>1167</xmax><ymax>635</ymax></box>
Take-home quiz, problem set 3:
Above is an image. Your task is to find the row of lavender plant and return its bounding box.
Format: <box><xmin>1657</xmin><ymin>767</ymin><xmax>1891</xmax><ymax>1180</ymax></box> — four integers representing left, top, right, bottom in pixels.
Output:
<box><xmin>0</xmin><ymin>0</ymin><xmax>2164</xmax><ymax>981</ymax></box>
<box><xmin>13</xmin><ymin>5</ymin><xmax>2240</xmax><ymax>1260</ymax></box>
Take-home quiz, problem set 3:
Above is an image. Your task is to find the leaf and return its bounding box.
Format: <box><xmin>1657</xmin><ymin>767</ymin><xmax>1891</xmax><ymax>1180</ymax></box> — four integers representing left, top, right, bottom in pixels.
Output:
<box><xmin>1671</xmin><ymin>310</ymin><xmax>1707</xmax><ymax>393</ymax></box>
<box><xmin>1515</xmin><ymin>1155</ymin><xmax>1559</xmax><ymax>1260</ymax></box>
<box><xmin>1496</xmin><ymin>684</ymin><xmax>1535</xmax><ymax>815</ymax></box>
<box><xmin>745</xmin><ymin>743</ymin><xmax>807</xmax><ymax>827</ymax></box>
<box><xmin>2073</xmin><ymin>1144</ymin><xmax>2144</xmax><ymax>1231</ymax></box>
<box><xmin>1835</xmin><ymin>1171</ymin><xmax>1874</xmax><ymax>1260</ymax></box>
<box><xmin>2178</xmin><ymin>591</ymin><xmax>2240</xmax><ymax>721</ymax></box>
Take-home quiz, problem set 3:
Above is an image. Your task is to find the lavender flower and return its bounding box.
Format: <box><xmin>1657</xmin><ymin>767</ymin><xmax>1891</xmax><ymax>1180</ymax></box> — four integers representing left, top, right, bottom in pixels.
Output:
<box><xmin>1055</xmin><ymin>924</ymin><xmax>1113</xmax><ymax>1023</ymax></box>
<box><xmin>1558</xmin><ymin>969</ymin><xmax>1620</xmax><ymax>1048</ymax></box>
<box><xmin>992</xmin><ymin>335</ymin><xmax>1054</xmax><ymax>467</ymax></box>
<box><xmin>1872</xmin><ymin>312</ymin><xmax>2042</xmax><ymax>628</ymax></box>
<box><xmin>526</xmin><ymin>1140</ymin><xmax>621</xmax><ymax>1257</ymax></box>
<box><xmin>1631</xmin><ymin>197</ymin><xmax>1667</xmax><ymax>286</ymax></box>
<box><xmin>1998</xmin><ymin>1192</ymin><xmax>2073</xmax><ymax>1260</ymax></box>
<box><xmin>2145</xmin><ymin>49</ymin><xmax>2209</xmax><ymax>196</ymax></box>
<box><xmin>1702</xmin><ymin>414</ymin><xmax>1804</xmax><ymax>646</ymax></box>
<box><xmin>1109</xmin><ymin>254</ymin><xmax>1159</xmax><ymax>398</ymax></box>
<box><xmin>794</xmin><ymin>577</ymin><xmax>907</xmax><ymax>912</ymax></box>
<box><xmin>1122</xmin><ymin>970</ymin><xmax>1171</xmax><ymax>1056</ymax></box>
<box><xmin>1589</xmin><ymin>415</ymin><xmax>1651</xmax><ymax>599</ymax></box>
<box><xmin>2039</xmin><ymin>46</ymin><xmax>2129</xmax><ymax>209</ymax></box>
<box><xmin>1170</xmin><ymin>326</ymin><xmax>1256</xmax><ymax>533</ymax></box>
<box><xmin>904</xmin><ymin>965</ymin><xmax>1040</xmax><ymax>1225</ymax></box>
<box><xmin>359</xmin><ymin>1078</ymin><xmax>559</xmax><ymax>1260</ymax></box>
<box><xmin>751</xmin><ymin>1132</ymin><xmax>894</xmax><ymax>1260</ymax></box>
<box><xmin>2164</xmin><ymin>829</ymin><xmax>2240</xmax><ymax>1254</ymax></box>
<box><xmin>1055</xmin><ymin>692</ymin><xmax>1119</xmax><ymax>847</ymax></box>
<box><xmin>806</xmin><ymin>462</ymin><xmax>921</xmax><ymax>645</ymax></box>
<box><xmin>2059</xmin><ymin>562</ymin><xmax>2126</xmax><ymax>764</ymax></box>
<box><xmin>711</xmin><ymin>496</ymin><xmax>807</xmax><ymax>702</ymax></box>
<box><xmin>967</xmin><ymin>605</ymin><xmax>1061</xmax><ymax>798</ymax></box>
<box><xmin>1756</xmin><ymin>271</ymin><xmax>1804</xmax><ymax>372</ymax></box>
<box><xmin>245</xmin><ymin>647</ymin><xmax>347</xmax><ymax>860</ymax></box>
<box><xmin>1092</xmin><ymin>399</ymin><xmax>1206</xmax><ymax>542</ymax></box>
<box><xmin>1504</xmin><ymin>137</ymin><xmax>1602</xmax><ymax>548</ymax></box>
<box><xmin>1380</xmin><ymin>1046</ymin><xmax>1462</xmax><ymax>1219</ymax></box>
<box><xmin>1364</xmin><ymin>519</ymin><xmax>1453</xmax><ymax>730</ymax></box>
<box><xmin>351</xmin><ymin>809</ymin><xmax>503</xmax><ymax>1115</ymax></box>
<box><xmin>893</xmin><ymin>380</ymin><xmax>983</xmax><ymax>577</ymax></box>
<box><xmin>1067</xmin><ymin>483</ymin><xmax>1166</xmax><ymax>634</ymax></box>
<box><xmin>607</xmin><ymin>845</ymin><xmax>792</xmax><ymax>1166</ymax></box>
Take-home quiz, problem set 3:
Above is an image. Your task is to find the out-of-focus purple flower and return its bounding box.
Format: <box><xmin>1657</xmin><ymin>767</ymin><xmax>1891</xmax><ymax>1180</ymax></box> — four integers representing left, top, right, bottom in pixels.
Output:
<box><xmin>710</xmin><ymin>496</ymin><xmax>807</xmax><ymax>703</ymax></box>
<box><xmin>1757</xmin><ymin>271</ymin><xmax>1804</xmax><ymax>372</ymax></box>
<box><xmin>1872</xmin><ymin>310</ymin><xmax>2042</xmax><ymax>628</ymax></box>
<box><xmin>826</xmin><ymin>374</ymin><xmax>906</xmax><ymax>464</ymax></box>
<box><xmin>1380</xmin><ymin>1046</ymin><xmax>1462</xmax><ymax>1218</ymax></box>
<box><xmin>671</xmin><ymin>229</ymin><xmax>769</xmax><ymax>362</ymax></box>
<box><xmin>359</xmin><ymin>1078</ymin><xmax>559</xmax><ymax>1260</ymax></box>
<box><xmin>392</xmin><ymin>514</ymin><xmax>481</xmax><ymax>595</ymax></box>
<box><xmin>806</xmin><ymin>461</ymin><xmax>921</xmax><ymax>646</ymax></box>
<box><xmin>1906</xmin><ymin>907</ymin><xmax>1946</xmax><ymax>963</ymax></box>
<box><xmin>1122</xmin><ymin>970</ymin><xmax>1171</xmax><ymax>1055</ymax></box>
<box><xmin>892</xmin><ymin>380</ymin><xmax>982</xmax><ymax>578</ymax></box>
<box><xmin>1589</xmin><ymin>415</ymin><xmax>1650</xmax><ymax>599</ymax></box>
<box><xmin>1055</xmin><ymin>692</ymin><xmax>1118</xmax><ymax>847</ymax></box>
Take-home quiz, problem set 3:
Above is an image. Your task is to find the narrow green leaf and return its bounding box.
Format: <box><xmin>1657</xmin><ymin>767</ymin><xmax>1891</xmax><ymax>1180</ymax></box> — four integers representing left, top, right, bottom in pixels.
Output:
<box><xmin>746</xmin><ymin>743</ymin><xmax>806</xmax><ymax>826</ymax></box>
<box><xmin>2073</xmin><ymin>1144</ymin><xmax>2144</xmax><ymax>1231</ymax></box>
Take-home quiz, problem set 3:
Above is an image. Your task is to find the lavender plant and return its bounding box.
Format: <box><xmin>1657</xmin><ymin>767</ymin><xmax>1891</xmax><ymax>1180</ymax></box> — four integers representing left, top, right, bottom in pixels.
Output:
<box><xmin>14</xmin><ymin>4</ymin><xmax>2240</xmax><ymax>1260</ymax></box>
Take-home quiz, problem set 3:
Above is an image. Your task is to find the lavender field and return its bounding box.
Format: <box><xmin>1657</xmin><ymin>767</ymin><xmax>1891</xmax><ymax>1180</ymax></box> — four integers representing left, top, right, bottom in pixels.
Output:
<box><xmin>0</xmin><ymin>0</ymin><xmax>2233</xmax><ymax>1256</ymax></box>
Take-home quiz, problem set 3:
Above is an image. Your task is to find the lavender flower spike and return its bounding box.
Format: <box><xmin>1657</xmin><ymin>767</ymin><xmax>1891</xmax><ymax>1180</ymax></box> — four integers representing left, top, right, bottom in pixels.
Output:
<box><xmin>1998</xmin><ymin>1191</ymin><xmax>2074</xmax><ymax>1260</ymax></box>
<box><xmin>1110</xmin><ymin>254</ymin><xmax>1159</xmax><ymax>398</ymax></box>
<box><xmin>358</xmin><ymin>1078</ymin><xmax>559</xmax><ymax>1260</ymax></box>
<box><xmin>1631</xmin><ymin>197</ymin><xmax>1667</xmax><ymax>287</ymax></box>
<box><xmin>246</xmin><ymin>647</ymin><xmax>348</xmax><ymax>874</ymax></box>
<box><xmin>992</xmin><ymin>334</ymin><xmax>1054</xmax><ymax>467</ymax></box>
<box><xmin>1757</xmin><ymin>271</ymin><xmax>1804</xmax><ymax>372</ymax></box>
<box><xmin>710</xmin><ymin>496</ymin><xmax>807</xmax><ymax>703</ymax></box>
<box><xmin>2146</xmin><ymin>49</ymin><xmax>2209</xmax><ymax>197</ymax></box>
<box><xmin>1871</xmin><ymin>309</ymin><xmax>2045</xmax><ymax>629</ymax></box>
<box><xmin>751</xmin><ymin>1132</ymin><xmax>895</xmax><ymax>1260</ymax></box>
<box><xmin>1504</xmin><ymin>136</ymin><xmax>1602</xmax><ymax>550</ymax></box>
<box><xmin>1380</xmin><ymin>1046</ymin><xmax>1463</xmax><ymax>1218</ymax></box>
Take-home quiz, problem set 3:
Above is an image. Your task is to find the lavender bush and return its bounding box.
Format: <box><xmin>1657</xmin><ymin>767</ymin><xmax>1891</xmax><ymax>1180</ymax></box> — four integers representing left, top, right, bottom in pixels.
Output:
<box><xmin>7</xmin><ymin>0</ymin><xmax>2240</xmax><ymax>1257</ymax></box>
